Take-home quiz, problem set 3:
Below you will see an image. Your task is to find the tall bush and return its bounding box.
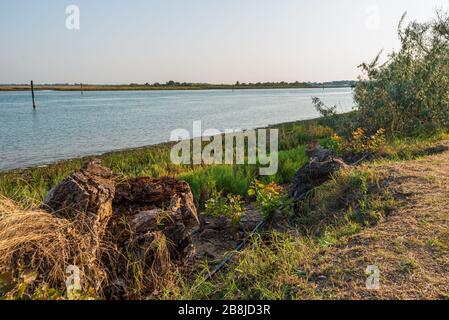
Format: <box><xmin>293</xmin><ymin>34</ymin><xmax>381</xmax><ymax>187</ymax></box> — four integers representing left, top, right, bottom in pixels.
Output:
<box><xmin>354</xmin><ymin>11</ymin><xmax>449</xmax><ymax>136</ymax></box>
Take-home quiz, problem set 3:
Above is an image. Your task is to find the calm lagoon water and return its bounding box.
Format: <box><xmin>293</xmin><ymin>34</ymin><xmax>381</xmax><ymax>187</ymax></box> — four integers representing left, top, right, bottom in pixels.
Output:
<box><xmin>0</xmin><ymin>88</ymin><xmax>354</xmax><ymax>171</ymax></box>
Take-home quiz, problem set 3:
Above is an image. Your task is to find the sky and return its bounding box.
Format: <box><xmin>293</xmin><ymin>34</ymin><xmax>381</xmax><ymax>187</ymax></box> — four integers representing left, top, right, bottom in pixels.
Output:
<box><xmin>0</xmin><ymin>0</ymin><xmax>447</xmax><ymax>84</ymax></box>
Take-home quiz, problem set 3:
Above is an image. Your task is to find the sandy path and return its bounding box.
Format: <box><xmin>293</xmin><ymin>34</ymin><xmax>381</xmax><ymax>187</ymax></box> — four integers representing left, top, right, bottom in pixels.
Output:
<box><xmin>312</xmin><ymin>148</ymin><xmax>449</xmax><ymax>299</ymax></box>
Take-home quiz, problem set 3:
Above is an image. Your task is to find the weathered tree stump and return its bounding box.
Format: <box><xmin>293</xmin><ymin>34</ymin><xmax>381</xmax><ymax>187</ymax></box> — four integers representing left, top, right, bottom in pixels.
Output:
<box><xmin>43</xmin><ymin>159</ymin><xmax>199</xmax><ymax>293</ymax></box>
<box><xmin>43</xmin><ymin>159</ymin><xmax>116</xmax><ymax>239</ymax></box>
<box><xmin>112</xmin><ymin>177</ymin><xmax>199</xmax><ymax>261</ymax></box>
<box><xmin>290</xmin><ymin>143</ymin><xmax>348</xmax><ymax>203</ymax></box>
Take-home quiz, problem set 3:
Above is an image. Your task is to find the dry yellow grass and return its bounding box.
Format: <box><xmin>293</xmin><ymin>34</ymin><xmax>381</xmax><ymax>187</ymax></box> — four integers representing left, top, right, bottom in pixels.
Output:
<box><xmin>0</xmin><ymin>196</ymin><xmax>110</xmax><ymax>297</ymax></box>
<box><xmin>310</xmin><ymin>148</ymin><xmax>449</xmax><ymax>299</ymax></box>
<box><xmin>0</xmin><ymin>195</ymin><xmax>174</xmax><ymax>299</ymax></box>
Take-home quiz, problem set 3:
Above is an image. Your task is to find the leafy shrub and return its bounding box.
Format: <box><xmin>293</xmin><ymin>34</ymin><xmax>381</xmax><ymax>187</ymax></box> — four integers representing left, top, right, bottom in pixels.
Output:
<box><xmin>354</xmin><ymin>11</ymin><xmax>449</xmax><ymax>136</ymax></box>
<box><xmin>330</xmin><ymin>128</ymin><xmax>386</xmax><ymax>155</ymax></box>
<box><xmin>204</xmin><ymin>192</ymin><xmax>245</xmax><ymax>226</ymax></box>
<box><xmin>248</xmin><ymin>180</ymin><xmax>291</xmax><ymax>219</ymax></box>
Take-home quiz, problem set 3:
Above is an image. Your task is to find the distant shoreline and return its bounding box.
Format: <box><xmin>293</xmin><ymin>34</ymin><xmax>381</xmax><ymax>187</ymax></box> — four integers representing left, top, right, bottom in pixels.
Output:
<box><xmin>0</xmin><ymin>83</ymin><xmax>356</xmax><ymax>92</ymax></box>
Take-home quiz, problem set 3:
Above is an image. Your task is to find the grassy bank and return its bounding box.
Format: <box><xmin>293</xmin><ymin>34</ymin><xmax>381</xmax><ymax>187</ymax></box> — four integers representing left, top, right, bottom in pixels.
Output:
<box><xmin>1</xmin><ymin>112</ymin><xmax>447</xmax><ymax>209</ymax></box>
<box><xmin>1</xmin><ymin>111</ymin><xmax>448</xmax><ymax>299</ymax></box>
<box><xmin>0</xmin><ymin>118</ymin><xmax>335</xmax><ymax>208</ymax></box>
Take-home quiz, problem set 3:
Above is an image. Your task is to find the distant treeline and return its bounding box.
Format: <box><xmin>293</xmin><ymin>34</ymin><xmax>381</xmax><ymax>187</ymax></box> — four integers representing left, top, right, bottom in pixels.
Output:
<box><xmin>134</xmin><ymin>80</ymin><xmax>356</xmax><ymax>88</ymax></box>
<box><xmin>0</xmin><ymin>80</ymin><xmax>357</xmax><ymax>91</ymax></box>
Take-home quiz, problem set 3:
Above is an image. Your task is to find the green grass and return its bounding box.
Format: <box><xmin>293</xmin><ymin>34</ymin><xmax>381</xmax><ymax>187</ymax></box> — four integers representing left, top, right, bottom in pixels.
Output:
<box><xmin>383</xmin><ymin>131</ymin><xmax>449</xmax><ymax>161</ymax></box>
<box><xmin>278</xmin><ymin>123</ymin><xmax>334</xmax><ymax>150</ymax></box>
<box><xmin>169</xmin><ymin>231</ymin><xmax>322</xmax><ymax>300</ymax></box>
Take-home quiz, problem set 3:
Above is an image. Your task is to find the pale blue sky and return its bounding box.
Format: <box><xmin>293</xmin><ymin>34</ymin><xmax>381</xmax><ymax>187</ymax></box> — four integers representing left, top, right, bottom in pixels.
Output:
<box><xmin>0</xmin><ymin>0</ymin><xmax>447</xmax><ymax>84</ymax></box>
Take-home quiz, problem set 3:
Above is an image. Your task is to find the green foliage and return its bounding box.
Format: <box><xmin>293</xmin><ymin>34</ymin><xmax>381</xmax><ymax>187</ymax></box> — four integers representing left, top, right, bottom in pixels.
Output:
<box><xmin>180</xmin><ymin>165</ymin><xmax>255</xmax><ymax>208</ymax></box>
<box><xmin>30</xmin><ymin>285</ymin><xmax>66</xmax><ymax>300</ymax></box>
<box><xmin>0</xmin><ymin>270</ymin><xmax>65</xmax><ymax>300</ymax></box>
<box><xmin>248</xmin><ymin>180</ymin><xmax>292</xmax><ymax>220</ymax></box>
<box><xmin>355</xmin><ymin>11</ymin><xmax>449</xmax><ymax>136</ymax></box>
<box><xmin>205</xmin><ymin>192</ymin><xmax>245</xmax><ymax>226</ymax></box>
<box><xmin>329</xmin><ymin>128</ymin><xmax>386</xmax><ymax>155</ymax></box>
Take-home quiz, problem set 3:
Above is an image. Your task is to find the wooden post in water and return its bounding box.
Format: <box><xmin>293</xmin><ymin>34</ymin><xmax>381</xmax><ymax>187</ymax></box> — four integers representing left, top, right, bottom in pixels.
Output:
<box><xmin>80</xmin><ymin>83</ymin><xmax>84</xmax><ymax>95</ymax></box>
<box><xmin>31</xmin><ymin>80</ymin><xmax>36</xmax><ymax>109</ymax></box>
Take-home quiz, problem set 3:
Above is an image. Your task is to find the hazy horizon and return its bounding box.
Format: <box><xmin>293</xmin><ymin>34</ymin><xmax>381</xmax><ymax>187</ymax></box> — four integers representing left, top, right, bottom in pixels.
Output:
<box><xmin>1</xmin><ymin>0</ymin><xmax>447</xmax><ymax>84</ymax></box>
<box><xmin>0</xmin><ymin>80</ymin><xmax>357</xmax><ymax>86</ymax></box>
